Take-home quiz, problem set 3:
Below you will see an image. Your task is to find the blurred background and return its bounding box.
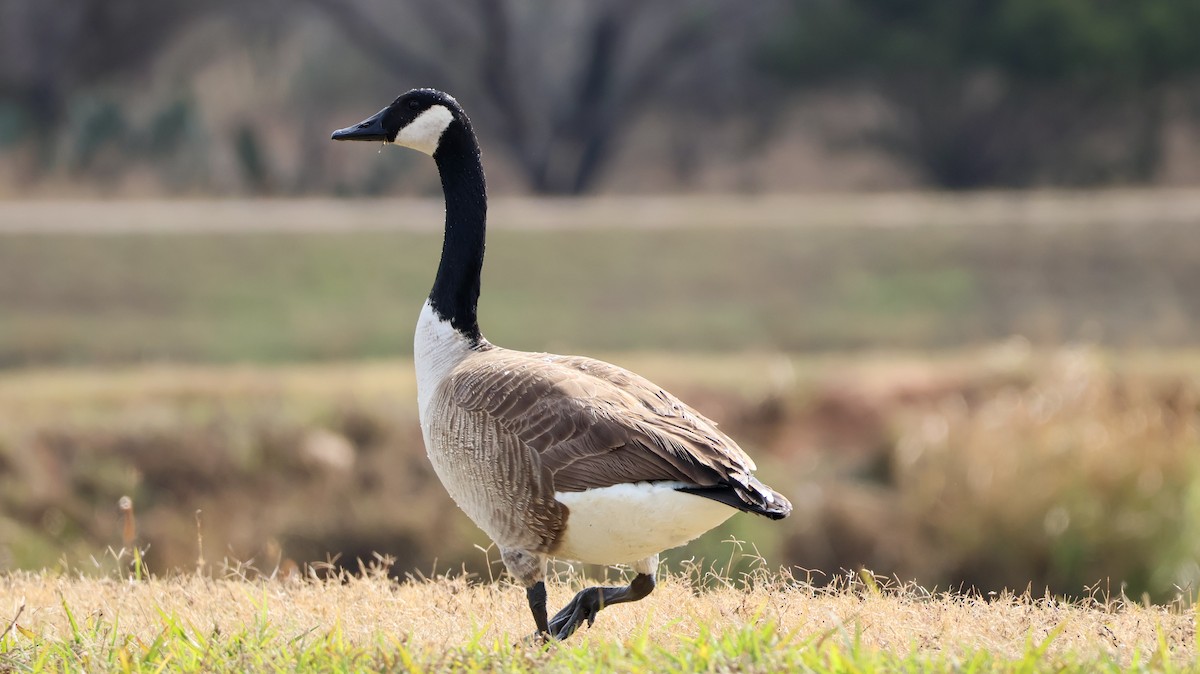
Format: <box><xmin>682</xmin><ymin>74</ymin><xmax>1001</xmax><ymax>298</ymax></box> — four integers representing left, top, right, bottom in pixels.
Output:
<box><xmin>2</xmin><ymin>0</ymin><xmax>1200</xmax><ymax>602</ymax></box>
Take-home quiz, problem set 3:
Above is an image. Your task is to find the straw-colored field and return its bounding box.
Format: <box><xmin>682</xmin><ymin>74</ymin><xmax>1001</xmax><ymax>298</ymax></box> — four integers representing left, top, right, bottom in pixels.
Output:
<box><xmin>4</xmin><ymin>193</ymin><xmax>1200</xmax><ymax>671</ymax></box>
<box><xmin>1</xmin><ymin>568</ymin><xmax>1195</xmax><ymax>672</ymax></box>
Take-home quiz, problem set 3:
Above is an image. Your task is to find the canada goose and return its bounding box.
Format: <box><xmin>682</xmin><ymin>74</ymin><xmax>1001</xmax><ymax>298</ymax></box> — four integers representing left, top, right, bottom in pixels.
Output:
<box><xmin>331</xmin><ymin>89</ymin><xmax>791</xmax><ymax>640</ymax></box>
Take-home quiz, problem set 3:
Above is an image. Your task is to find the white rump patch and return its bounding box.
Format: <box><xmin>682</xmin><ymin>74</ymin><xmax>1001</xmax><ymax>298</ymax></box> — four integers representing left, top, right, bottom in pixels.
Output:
<box><xmin>554</xmin><ymin>482</ymin><xmax>736</xmax><ymax>566</ymax></box>
<box><xmin>394</xmin><ymin>105</ymin><xmax>454</xmax><ymax>156</ymax></box>
<box><xmin>414</xmin><ymin>300</ymin><xmax>473</xmax><ymax>423</ymax></box>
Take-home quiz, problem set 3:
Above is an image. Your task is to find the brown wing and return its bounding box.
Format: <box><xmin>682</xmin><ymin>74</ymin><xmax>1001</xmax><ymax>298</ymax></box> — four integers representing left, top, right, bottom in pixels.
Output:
<box><xmin>446</xmin><ymin>348</ymin><xmax>758</xmax><ymax>495</ymax></box>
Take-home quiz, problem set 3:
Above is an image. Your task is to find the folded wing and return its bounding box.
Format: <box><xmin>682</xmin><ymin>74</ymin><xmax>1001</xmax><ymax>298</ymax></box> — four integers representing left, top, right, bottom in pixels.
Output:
<box><xmin>448</xmin><ymin>349</ymin><xmax>791</xmax><ymax>518</ymax></box>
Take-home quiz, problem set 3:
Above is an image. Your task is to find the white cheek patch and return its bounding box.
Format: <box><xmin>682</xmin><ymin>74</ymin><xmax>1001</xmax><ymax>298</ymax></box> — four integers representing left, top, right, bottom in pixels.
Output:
<box><xmin>394</xmin><ymin>105</ymin><xmax>454</xmax><ymax>156</ymax></box>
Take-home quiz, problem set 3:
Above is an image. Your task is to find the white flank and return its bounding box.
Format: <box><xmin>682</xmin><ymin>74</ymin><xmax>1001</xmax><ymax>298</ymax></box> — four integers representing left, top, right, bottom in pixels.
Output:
<box><xmin>554</xmin><ymin>482</ymin><xmax>736</xmax><ymax>566</ymax></box>
<box><xmin>414</xmin><ymin>300</ymin><xmax>474</xmax><ymax>424</ymax></box>
<box><xmin>394</xmin><ymin>105</ymin><xmax>454</xmax><ymax>156</ymax></box>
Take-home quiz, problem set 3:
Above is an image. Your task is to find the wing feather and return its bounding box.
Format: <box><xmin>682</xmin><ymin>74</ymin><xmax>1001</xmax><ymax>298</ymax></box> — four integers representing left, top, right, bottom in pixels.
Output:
<box><xmin>448</xmin><ymin>349</ymin><xmax>760</xmax><ymax>495</ymax></box>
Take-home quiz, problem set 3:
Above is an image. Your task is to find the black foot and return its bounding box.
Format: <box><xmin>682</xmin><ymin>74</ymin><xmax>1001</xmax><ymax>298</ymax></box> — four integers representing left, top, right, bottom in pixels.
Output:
<box><xmin>547</xmin><ymin>587</ymin><xmax>604</xmax><ymax>640</ymax></box>
<box><xmin>519</xmin><ymin>629</ymin><xmax>554</xmax><ymax>647</ymax></box>
<box><xmin>537</xmin><ymin>574</ymin><xmax>655</xmax><ymax>641</ymax></box>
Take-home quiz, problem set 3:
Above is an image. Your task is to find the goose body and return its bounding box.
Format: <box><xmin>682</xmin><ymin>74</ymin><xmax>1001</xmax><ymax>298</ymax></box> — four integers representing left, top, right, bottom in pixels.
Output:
<box><xmin>333</xmin><ymin>89</ymin><xmax>791</xmax><ymax>639</ymax></box>
<box><xmin>418</xmin><ymin>310</ymin><xmax>778</xmax><ymax>564</ymax></box>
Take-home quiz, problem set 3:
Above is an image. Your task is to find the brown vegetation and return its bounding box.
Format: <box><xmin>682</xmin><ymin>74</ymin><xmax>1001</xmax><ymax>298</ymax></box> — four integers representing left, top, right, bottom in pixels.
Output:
<box><xmin>3</xmin><ymin>348</ymin><xmax>1199</xmax><ymax>603</ymax></box>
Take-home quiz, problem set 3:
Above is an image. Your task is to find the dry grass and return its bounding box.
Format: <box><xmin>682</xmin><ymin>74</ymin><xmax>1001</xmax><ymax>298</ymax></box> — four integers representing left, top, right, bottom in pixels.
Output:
<box><xmin>1</xmin><ymin>566</ymin><xmax>1195</xmax><ymax>672</ymax></box>
<box><xmin>4</xmin><ymin>347</ymin><xmax>1200</xmax><ymax>606</ymax></box>
<box><xmin>784</xmin><ymin>345</ymin><xmax>1200</xmax><ymax>600</ymax></box>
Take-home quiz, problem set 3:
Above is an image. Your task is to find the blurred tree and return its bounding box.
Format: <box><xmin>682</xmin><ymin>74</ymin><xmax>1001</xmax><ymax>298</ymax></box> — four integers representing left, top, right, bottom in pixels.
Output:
<box><xmin>306</xmin><ymin>0</ymin><xmax>772</xmax><ymax>194</ymax></box>
<box><xmin>766</xmin><ymin>0</ymin><xmax>1200</xmax><ymax>188</ymax></box>
<box><xmin>0</xmin><ymin>1</ymin><xmax>231</xmax><ymax>146</ymax></box>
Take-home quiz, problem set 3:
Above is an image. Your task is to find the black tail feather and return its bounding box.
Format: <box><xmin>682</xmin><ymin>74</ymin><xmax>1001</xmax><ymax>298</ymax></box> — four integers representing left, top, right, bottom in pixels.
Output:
<box><xmin>676</xmin><ymin>478</ymin><xmax>792</xmax><ymax>520</ymax></box>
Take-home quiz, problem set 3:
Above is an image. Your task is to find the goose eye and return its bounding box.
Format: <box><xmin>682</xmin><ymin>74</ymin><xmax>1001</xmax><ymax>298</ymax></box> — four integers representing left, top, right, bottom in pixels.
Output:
<box><xmin>408</xmin><ymin>100</ymin><xmax>422</xmax><ymax>111</ymax></box>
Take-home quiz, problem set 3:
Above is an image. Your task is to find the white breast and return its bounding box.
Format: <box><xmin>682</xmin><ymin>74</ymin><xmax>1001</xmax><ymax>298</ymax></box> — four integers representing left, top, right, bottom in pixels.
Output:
<box><xmin>414</xmin><ymin>300</ymin><xmax>474</xmax><ymax>425</ymax></box>
<box><xmin>553</xmin><ymin>482</ymin><xmax>735</xmax><ymax>566</ymax></box>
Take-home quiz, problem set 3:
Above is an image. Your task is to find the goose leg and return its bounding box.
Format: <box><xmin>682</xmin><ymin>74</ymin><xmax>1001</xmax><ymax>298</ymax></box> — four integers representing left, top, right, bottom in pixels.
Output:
<box><xmin>547</xmin><ymin>572</ymin><xmax>656</xmax><ymax>639</ymax></box>
<box><xmin>502</xmin><ymin>548</ymin><xmax>550</xmax><ymax>638</ymax></box>
<box><xmin>548</xmin><ymin>555</ymin><xmax>659</xmax><ymax>641</ymax></box>
<box><xmin>527</xmin><ymin>581</ymin><xmax>549</xmax><ymax>634</ymax></box>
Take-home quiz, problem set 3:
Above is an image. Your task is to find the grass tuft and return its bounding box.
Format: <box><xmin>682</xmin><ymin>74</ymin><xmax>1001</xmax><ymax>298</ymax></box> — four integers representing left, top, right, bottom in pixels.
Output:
<box><xmin>0</xmin><ymin>565</ymin><xmax>1195</xmax><ymax>673</ymax></box>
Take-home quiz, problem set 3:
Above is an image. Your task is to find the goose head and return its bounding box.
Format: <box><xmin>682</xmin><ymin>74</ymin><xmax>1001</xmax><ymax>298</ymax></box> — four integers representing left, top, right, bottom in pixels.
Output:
<box><xmin>331</xmin><ymin>88</ymin><xmax>464</xmax><ymax>156</ymax></box>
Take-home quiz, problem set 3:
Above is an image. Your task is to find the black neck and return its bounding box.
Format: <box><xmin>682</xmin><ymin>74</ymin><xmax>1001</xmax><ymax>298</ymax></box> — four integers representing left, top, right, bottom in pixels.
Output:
<box><xmin>428</xmin><ymin>117</ymin><xmax>486</xmax><ymax>344</ymax></box>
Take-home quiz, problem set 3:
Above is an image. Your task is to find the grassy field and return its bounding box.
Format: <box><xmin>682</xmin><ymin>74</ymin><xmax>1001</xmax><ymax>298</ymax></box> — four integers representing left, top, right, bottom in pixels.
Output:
<box><xmin>1</xmin><ymin>568</ymin><xmax>1195</xmax><ymax>673</ymax></box>
<box><xmin>4</xmin><ymin>195</ymin><xmax>1200</xmax><ymax>670</ymax></box>
<box><xmin>1</xmin><ymin>195</ymin><xmax>1200</xmax><ymax>365</ymax></box>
